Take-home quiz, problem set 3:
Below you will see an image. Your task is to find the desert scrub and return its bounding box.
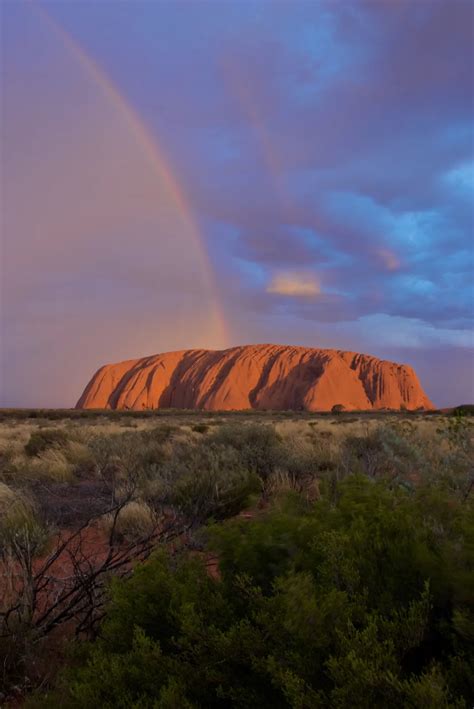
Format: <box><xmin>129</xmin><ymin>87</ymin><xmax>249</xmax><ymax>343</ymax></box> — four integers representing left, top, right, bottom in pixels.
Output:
<box><xmin>438</xmin><ymin>412</ymin><xmax>474</xmax><ymax>489</ymax></box>
<box><xmin>0</xmin><ymin>447</ymin><xmax>74</xmax><ymax>486</ymax></box>
<box><xmin>25</xmin><ymin>449</ymin><xmax>74</xmax><ymax>483</ymax></box>
<box><xmin>272</xmin><ymin>421</ymin><xmax>337</xmax><ymax>490</ymax></box>
<box><xmin>88</xmin><ymin>428</ymin><xmax>169</xmax><ymax>489</ymax></box>
<box><xmin>0</xmin><ymin>490</ymin><xmax>49</xmax><ymax>696</ymax></box>
<box><xmin>0</xmin><ymin>482</ymin><xmax>48</xmax><ymax>549</ymax></box>
<box><xmin>0</xmin><ymin>481</ymin><xmax>19</xmax><ymax>518</ymax></box>
<box><xmin>102</xmin><ymin>501</ymin><xmax>157</xmax><ymax>542</ymax></box>
<box><xmin>169</xmin><ymin>465</ymin><xmax>260</xmax><ymax>524</ymax></box>
<box><xmin>62</xmin><ymin>440</ymin><xmax>96</xmax><ymax>475</ymax></box>
<box><xmin>142</xmin><ymin>423</ymin><xmax>178</xmax><ymax>444</ymax></box>
<box><xmin>0</xmin><ymin>447</ymin><xmax>17</xmax><ymax>484</ymax></box>
<box><xmin>23</xmin><ymin>428</ymin><xmax>92</xmax><ymax>480</ymax></box>
<box><xmin>209</xmin><ymin>423</ymin><xmax>284</xmax><ymax>480</ymax></box>
<box><xmin>149</xmin><ymin>439</ymin><xmax>261</xmax><ymax>523</ymax></box>
<box><xmin>37</xmin><ymin>476</ymin><xmax>474</xmax><ymax>708</ymax></box>
<box><xmin>24</xmin><ymin>428</ymin><xmax>70</xmax><ymax>457</ymax></box>
<box><xmin>263</xmin><ymin>469</ymin><xmax>321</xmax><ymax>502</ymax></box>
<box><xmin>339</xmin><ymin>424</ymin><xmax>427</xmax><ymax>483</ymax></box>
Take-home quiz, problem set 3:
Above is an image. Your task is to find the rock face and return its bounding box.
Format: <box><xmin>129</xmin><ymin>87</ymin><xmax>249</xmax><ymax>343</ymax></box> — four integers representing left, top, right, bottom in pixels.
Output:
<box><xmin>76</xmin><ymin>344</ymin><xmax>434</xmax><ymax>411</ymax></box>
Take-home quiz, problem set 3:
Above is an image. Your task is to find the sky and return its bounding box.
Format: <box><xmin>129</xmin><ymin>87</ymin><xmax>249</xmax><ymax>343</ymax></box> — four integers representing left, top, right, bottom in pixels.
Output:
<box><xmin>1</xmin><ymin>0</ymin><xmax>473</xmax><ymax>408</ymax></box>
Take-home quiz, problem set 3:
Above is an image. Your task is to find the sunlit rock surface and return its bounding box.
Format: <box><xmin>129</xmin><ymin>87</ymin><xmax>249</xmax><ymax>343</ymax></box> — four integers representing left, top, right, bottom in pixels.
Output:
<box><xmin>76</xmin><ymin>344</ymin><xmax>434</xmax><ymax>411</ymax></box>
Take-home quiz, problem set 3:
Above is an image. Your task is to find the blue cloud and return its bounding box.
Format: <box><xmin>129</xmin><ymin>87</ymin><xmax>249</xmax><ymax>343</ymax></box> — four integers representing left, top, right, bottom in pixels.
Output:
<box><xmin>443</xmin><ymin>161</ymin><xmax>474</xmax><ymax>200</ymax></box>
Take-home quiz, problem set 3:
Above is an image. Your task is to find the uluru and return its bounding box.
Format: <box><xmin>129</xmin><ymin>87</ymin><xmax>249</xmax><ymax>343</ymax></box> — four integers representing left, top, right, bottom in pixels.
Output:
<box><xmin>76</xmin><ymin>344</ymin><xmax>434</xmax><ymax>411</ymax></box>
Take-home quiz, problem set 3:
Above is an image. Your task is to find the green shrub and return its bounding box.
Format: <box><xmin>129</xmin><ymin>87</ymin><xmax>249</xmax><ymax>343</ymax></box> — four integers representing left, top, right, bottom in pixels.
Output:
<box><xmin>209</xmin><ymin>423</ymin><xmax>284</xmax><ymax>480</ymax></box>
<box><xmin>89</xmin><ymin>428</ymin><xmax>169</xmax><ymax>484</ymax></box>
<box><xmin>37</xmin><ymin>476</ymin><xmax>474</xmax><ymax>707</ymax></box>
<box><xmin>340</xmin><ymin>425</ymin><xmax>425</xmax><ymax>482</ymax></box>
<box><xmin>25</xmin><ymin>429</ymin><xmax>69</xmax><ymax>457</ymax></box>
<box><xmin>153</xmin><ymin>440</ymin><xmax>261</xmax><ymax>523</ymax></box>
<box><xmin>277</xmin><ymin>435</ymin><xmax>334</xmax><ymax>487</ymax></box>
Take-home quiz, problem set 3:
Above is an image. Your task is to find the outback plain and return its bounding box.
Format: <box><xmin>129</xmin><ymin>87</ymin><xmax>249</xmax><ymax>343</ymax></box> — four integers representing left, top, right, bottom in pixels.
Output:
<box><xmin>3</xmin><ymin>2</ymin><xmax>474</xmax><ymax>705</ymax></box>
<box><xmin>0</xmin><ymin>407</ymin><xmax>472</xmax><ymax>706</ymax></box>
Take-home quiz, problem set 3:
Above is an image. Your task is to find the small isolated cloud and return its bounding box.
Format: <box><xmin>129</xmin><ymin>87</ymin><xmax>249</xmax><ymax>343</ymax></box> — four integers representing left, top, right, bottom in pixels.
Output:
<box><xmin>266</xmin><ymin>271</ymin><xmax>320</xmax><ymax>297</ymax></box>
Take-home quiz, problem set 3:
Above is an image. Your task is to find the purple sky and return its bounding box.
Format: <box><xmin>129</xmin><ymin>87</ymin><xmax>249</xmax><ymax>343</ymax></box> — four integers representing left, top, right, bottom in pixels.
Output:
<box><xmin>1</xmin><ymin>0</ymin><xmax>473</xmax><ymax>408</ymax></box>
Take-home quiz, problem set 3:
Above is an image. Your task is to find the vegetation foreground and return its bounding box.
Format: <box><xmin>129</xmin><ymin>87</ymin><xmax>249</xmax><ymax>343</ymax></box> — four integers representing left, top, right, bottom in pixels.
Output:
<box><xmin>0</xmin><ymin>410</ymin><xmax>472</xmax><ymax>706</ymax></box>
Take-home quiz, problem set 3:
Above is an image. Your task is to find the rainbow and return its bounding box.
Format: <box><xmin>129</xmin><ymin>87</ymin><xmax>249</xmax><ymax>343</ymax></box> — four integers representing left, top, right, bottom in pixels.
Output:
<box><xmin>222</xmin><ymin>59</ymin><xmax>290</xmax><ymax>212</ymax></box>
<box><xmin>31</xmin><ymin>1</ymin><xmax>230</xmax><ymax>347</ymax></box>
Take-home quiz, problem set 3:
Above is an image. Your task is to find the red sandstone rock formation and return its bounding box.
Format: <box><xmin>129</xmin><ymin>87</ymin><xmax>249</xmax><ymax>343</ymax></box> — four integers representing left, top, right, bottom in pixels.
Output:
<box><xmin>76</xmin><ymin>344</ymin><xmax>434</xmax><ymax>411</ymax></box>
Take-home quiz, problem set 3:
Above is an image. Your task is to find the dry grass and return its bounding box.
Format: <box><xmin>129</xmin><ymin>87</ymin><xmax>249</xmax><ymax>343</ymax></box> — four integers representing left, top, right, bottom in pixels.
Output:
<box><xmin>101</xmin><ymin>500</ymin><xmax>156</xmax><ymax>541</ymax></box>
<box><xmin>0</xmin><ymin>481</ymin><xmax>40</xmax><ymax>541</ymax></box>
<box><xmin>1</xmin><ymin>446</ymin><xmax>74</xmax><ymax>484</ymax></box>
<box><xmin>0</xmin><ymin>413</ymin><xmax>459</xmax><ymax>478</ymax></box>
<box><xmin>0</xmin><ymin>410</ymin><xmax>470</xmax><ymax>524</ymax></box>
<box><xmin>0</xmin><ymin>481</ymin><xmax>16</xmax><ymax>510</ymax></box>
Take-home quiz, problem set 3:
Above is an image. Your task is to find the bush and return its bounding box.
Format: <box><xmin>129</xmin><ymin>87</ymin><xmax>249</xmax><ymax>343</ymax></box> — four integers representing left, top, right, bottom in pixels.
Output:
<box><xmin>340</xmin><ymin>425</ymin><xmax>425</xmax><ymax>482</ymax></box>
<box><xmin>453</xmin><ymin>404</ymin><xmax>474</xmax><ymax>416</ymax></box>
<box><xmin>25</xmin><ymin>429</ymin><xmax>69</xmax><ymax>457</ymax></box>
<box><xmin>209</xmin><ymin>423</ymin><xmax>284</xmax><ymax>480</ymax></box>
<box><xmin>153</xmin><ymin>440</ymin><xmax>261</xmax><ymax>523</ymax></box>
<box><xmin>277</xmin><ymin>434</ymin><xmax>334</xmax><ymax>487</ymax></box>
<box><xmin>37</xmin><ymin>476</ymin><xmax>474</xmax><ymax>707</ymax></box>
<box><xmin>89</xmin><ymin>428</ymin><xmax>169</xmax><ymax>486</ymax></box>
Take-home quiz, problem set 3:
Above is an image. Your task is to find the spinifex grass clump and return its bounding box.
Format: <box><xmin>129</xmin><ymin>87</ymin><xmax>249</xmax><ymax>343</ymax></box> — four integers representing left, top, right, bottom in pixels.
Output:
<box><xmin>24</xmin><ymin>429</ymin><xmax>70</xmax><ymax>457</ymax></box>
